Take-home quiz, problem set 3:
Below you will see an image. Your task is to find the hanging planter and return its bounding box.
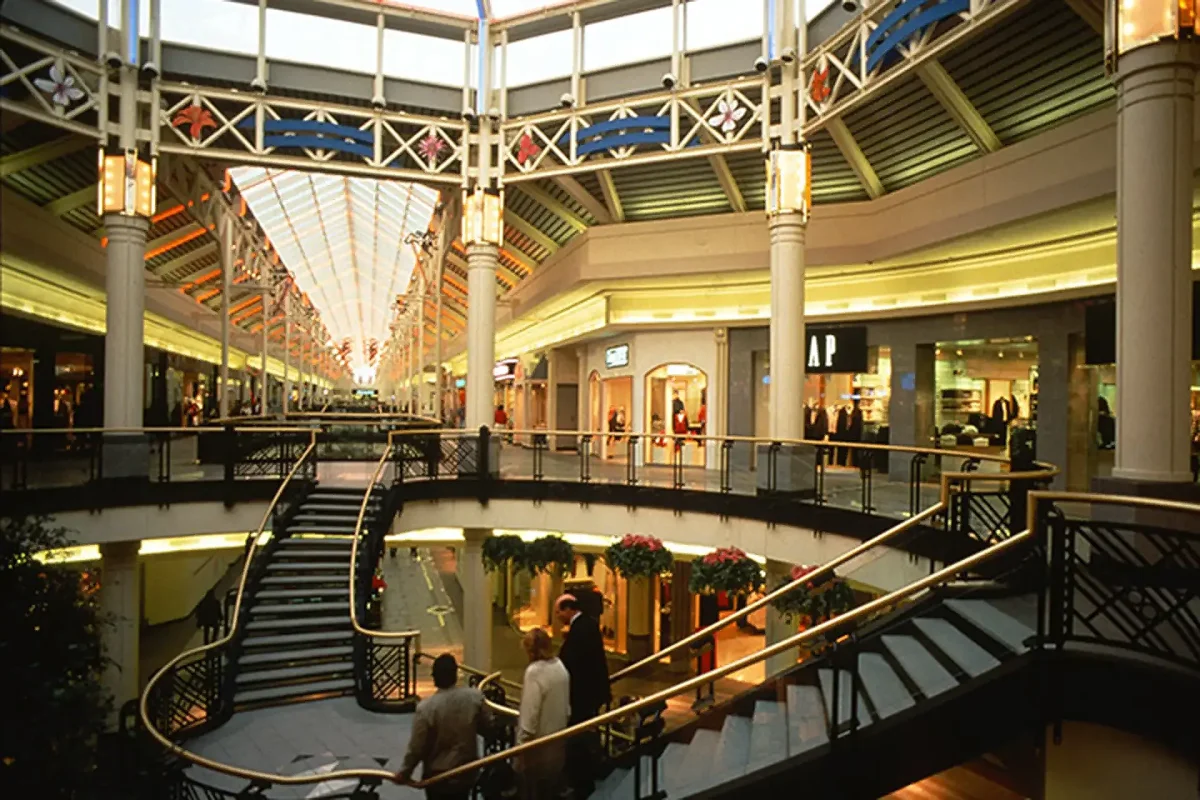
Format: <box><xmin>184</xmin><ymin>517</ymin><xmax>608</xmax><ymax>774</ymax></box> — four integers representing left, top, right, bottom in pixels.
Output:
<box><xmin>688</xmin><ymin>547</ymin><xmax>763</xmax><ymax>596</ymax></box>
<box><xmin>525</xmin><ymin>535</ymin><xmax>575</xmax><ymax>576</ymax></box>
<box><xmin>769</xmin><ymin>564</ymin><xmax>856</xmax><ymax>626</ymax></box>
<box><xmin>482</xmin><ymin>534</ymin><xmax>526</xmax><ymax>573</ymax></box>
<box><xmin>604</xmin><ymin>534</ymin><xmax>673</xmax><ymax>580</ymax></box>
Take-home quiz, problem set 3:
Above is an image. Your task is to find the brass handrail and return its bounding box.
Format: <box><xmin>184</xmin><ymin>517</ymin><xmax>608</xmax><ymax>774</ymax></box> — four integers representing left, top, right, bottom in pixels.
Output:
<box><xmin>407</xmin><ymin>529</ymin><xmax>1035</xmax><ymax>790</ymax></box>
<box><xmin>0</xmin><ymin>425</ymin><xmax>313</xmax><ymax>435</ymax></box>
<box><xmin>138</xmin><ymin>430</ymin><xmax>319</xmax><ymax>767</ymax></box>
<box><xmin>413</xmin><ymin>652</ymin><xmax>525</xmax><ymax>695</ymax></box>
<box><xmin>1025</xmin><ymin>490</ymin><xmax>1200</xmax><ymax>534</ymax></box>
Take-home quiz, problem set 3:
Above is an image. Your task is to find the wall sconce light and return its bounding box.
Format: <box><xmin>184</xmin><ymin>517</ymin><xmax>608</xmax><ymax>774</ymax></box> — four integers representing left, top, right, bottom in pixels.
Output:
<box><xmin>1106</xmin><ymin>0</ymin><xmax>1196</xmax><ymax>72</ymax></box>
<box><xmin>462</xmin><ymin>187</ymin><xmax>503</xmax><ymax>246</ymax></box>
<box><xmin>97</xmin><ymin>149</ymin><xmax>156</xmax><ymax>218</ymax></box>
<box><xmin>765</xmin><ymin>143</ymin><xmax>812</xmax><ymax>221</ymax></box>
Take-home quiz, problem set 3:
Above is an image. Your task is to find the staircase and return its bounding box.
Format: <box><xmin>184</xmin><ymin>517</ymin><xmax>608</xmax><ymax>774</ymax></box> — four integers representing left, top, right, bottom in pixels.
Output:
<box><xmin>232</xmin><ymin>485</ymin><xmax>385</xmax><ymax>708</ymax></box>
<box><xmin>593</xmin><ymin>595</ymin><xmax>1038</xmax><ymax>799</ymax></box>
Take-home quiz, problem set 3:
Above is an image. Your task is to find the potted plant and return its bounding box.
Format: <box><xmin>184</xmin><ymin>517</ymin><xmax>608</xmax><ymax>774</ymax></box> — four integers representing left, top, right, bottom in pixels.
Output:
<box><xmin>604</xmin><ymin>534</ymin><xmax>673</xmax><ymax>580</ymax></box>
<box><xmin>525</xmin><ymin>535</ymin><xmax>575</xmax><ymax>576</ymax></box>
<box><xmin>688</xmin><ymin>547</ymin><xmax>764</xmax><ymax>596</ymax></box>
<box><xmin>769</xmin><ymin>564</ymin><xmax>856</xmax><ymax>627</ymax></box>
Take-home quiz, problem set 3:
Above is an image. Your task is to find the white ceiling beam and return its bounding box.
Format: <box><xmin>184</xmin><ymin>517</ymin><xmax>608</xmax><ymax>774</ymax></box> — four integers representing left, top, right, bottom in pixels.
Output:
<box><xmin>597</xmin><ymin>169</ymin><xmax>624</xmax><ymax>222</ymax></box>
<box><xmin>551</xmin><ymin>175</ymin><xmax>612</xmax><ymax>224</ymax></box>
<box><xmin>708</xmin><ymin>154</ymin><xmax>747</xmax><ymax>213</ymax></box>
<box><xmin>515</xmin><ymin>182</ymin><xmax>589</xmax><ymax>233</ymax></box>
<box><xmin>0</xmin><ymin>136</ymin><xmax>91</xmax><ymax>178</ymax></box>
<box><xmin>826</xmin><ymin>118</ymin><xmax>886</xmax><ymax>200</ymax></box>
<box><xmin>917</xmin><ymin>60</ymin><xmax>1003</xmax><ymax>155</ymax></box>
<box><xmin>43</xmin><ymin>184</ymin><xmax>97</xmax><ymax>217</ymax></box>
<box><xmin>503</xmin><ymin>209</ymin><xmax>560</xmax><ymax>254</ymax></box>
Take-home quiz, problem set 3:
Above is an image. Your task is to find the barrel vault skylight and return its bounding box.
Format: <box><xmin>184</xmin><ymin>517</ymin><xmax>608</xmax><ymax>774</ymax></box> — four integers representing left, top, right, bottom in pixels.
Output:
<box><xmin>230</xmin><ymin>167</ymin><xmax>440</xmax><ymax>368</ymax></box>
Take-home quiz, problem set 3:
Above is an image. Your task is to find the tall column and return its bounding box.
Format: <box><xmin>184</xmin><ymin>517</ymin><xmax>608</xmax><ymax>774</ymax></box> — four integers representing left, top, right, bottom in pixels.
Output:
<box><xmin>99</xmin><ymin>540</ymin><xmax>140</xmax><ymax>729</ymax></box>
<box><xmin>218</xmin><ymin>215</ymin><xmax>232</xmax><ymax>419</ymax></box>
<box><xmin>764</xmin><ymin>558</ymin><xmax>796</xmax><ymax>677</ymax></box>
<box><xmin>259</xmin><ymin>290</ymin><xmax>270</xmax><ymax>417</ymax></box>
<box><xmin>1111</xmin><ymin>41</ymin><xmax>1197</xmax><ymax>484</ymax></box>
<box><xmin>460</xmin><ymin>527</ymin><xmax>494</xmax><ymax>671</ymax></box>
<box><xmin>546</xmin><ymin>349</ymin><xmax>558</xmax><ymax>450</ymax></box>
<box><xmin>767</xmin><ymin>215</ymin><xmax>806</xmax><ymax>440</ymax></box>
<box><xmin>465</xmin><ymin>242</ymin><xmax>499</xmax><ymax>430</ymax></box>
<box><xmin>103</xmin><ymin>215</ymin><xmax>150</xmax><ymax>429</ymax></box>
<box><xmin>282</xmin><ymin>294</ymin><xmax>291</xmax><ymax>415</ymax></box>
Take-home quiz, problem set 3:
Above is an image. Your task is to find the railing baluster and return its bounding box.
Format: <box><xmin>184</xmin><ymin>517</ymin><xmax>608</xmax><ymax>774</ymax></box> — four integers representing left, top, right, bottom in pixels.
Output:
<box><xmin>626</xmin><ymin>435</ymin><xmax>638</xmax><ymax>486</ymax></box>
<box><xmin>579</xmin><ymin>434</ymin><xmax>592</xmax><ymax>483</ymax></box>
<box><xmin>720</xmin><ymin>439</ymin><xmax>732</xmax><ymax>493</ymax></box>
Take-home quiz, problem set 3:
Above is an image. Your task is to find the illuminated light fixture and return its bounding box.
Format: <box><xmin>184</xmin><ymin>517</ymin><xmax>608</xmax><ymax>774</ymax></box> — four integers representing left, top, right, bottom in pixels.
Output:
<box><xmin>98</xmin><ymin>149</ymin><xmax>156</xmax><ymax>218</ymax></box>
<box><xmin>765</xmin><ymin>143</ymin><xmax>812</xmax><ymax>221</ymax></box>
<box><xmin>462</xmin><ymin>187</ymin><xmax>503</xmax><ymax>246</ymax></box>
<box><xmin>1106</xmin><ymin>0</ymin><xmax>1196</xmax><ymax>71</ymax></box>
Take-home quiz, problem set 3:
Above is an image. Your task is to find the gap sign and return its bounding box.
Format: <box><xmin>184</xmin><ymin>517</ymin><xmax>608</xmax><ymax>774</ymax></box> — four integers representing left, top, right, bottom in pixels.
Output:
<box><xmin>804</xmin><ymin>326</ymin><xmax>868</xmax><ymax>374</ymax></box>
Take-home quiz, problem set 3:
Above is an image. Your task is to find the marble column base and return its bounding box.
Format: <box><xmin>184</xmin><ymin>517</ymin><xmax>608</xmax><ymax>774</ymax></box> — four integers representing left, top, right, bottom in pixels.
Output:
<box><xmin>755</xmin><ymin>443</ymin><xmax>817</xmax><ymax>499</ymax></box>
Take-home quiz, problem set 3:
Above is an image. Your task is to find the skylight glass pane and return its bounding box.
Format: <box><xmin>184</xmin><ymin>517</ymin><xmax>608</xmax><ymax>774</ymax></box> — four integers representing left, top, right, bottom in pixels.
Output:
<box><xmin>504</xmin><ymin>29</ymin><xmax>572</xmax><ymax>86</ymax></box>
<box><xmin>584</xmin><ymin>7</ymin><xmax>673</xmax><ymax>72</ymax></box>
<box><xmin>231</xmin><ymin>168</ymin><xmax>436</xmax><ymax>368</ymax></box>
<box><xmin>686</xmin><ymin>0</ymin><xmax>762</xmax><ymax>51</ymax></box>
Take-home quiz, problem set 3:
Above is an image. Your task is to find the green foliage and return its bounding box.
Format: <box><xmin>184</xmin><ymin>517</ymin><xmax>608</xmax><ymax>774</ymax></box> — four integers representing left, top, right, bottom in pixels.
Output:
<box><xmin>604</xmin><ymin>534</ymin><xmax>673</xmax><ymax>580</ymax></box>
<box><xmin>770</xmin><ymin>574</ymin><xmax>856</xmax><ymax>626</ymax></box>
<box><xmin>481</xmin><ymin>534</ymin><xmax>527</xmax><ymax>573</ymax></box>
<box><xmin>525</xmin><ymin>536</ymin><xmax>575</xmax><ymax>576</ymax></box>
<box><xmin>687</xmin><ymin>547</ymin><xmax>764</xmax><ymax>596</ymax></box>
<box><xmin>0</xmin><ymin>516</ymin><xmax>112</xmax><ymax>797</ymax></box>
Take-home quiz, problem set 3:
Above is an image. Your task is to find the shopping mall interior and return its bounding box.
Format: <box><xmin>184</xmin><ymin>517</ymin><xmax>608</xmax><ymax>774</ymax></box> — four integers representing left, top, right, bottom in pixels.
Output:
<box><xmin>2</xmin><ymin>0</ymin><xmax>1198</xmax><ymax>798</ymax></box>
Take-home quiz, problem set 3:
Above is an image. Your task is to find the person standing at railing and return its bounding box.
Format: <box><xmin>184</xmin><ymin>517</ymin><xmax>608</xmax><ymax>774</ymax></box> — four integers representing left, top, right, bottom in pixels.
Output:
<box><xmin>396</xmin><ymin>653</ymin><xmax>494</xmax><ymax>800</ymax></box>
<box><xmin>516</xmin><ymin>628</ymin><xmax>570</xmax><ymax>800</ymax></box>
<box><xmin>555</xmin><ymin>594</ymin><xmax>611</xmax><ymax>798</ymax></box>
<box><xmin>193</xmin><ymin>589</ymin><xmax>222</xmax><ymax>645</ymax></box>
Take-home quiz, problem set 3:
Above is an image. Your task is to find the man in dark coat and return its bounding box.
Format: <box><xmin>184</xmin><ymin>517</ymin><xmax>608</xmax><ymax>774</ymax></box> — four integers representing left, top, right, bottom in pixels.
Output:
<box><xmin>555</xmin><ymin>594</ymin><xmax>612</xmax><ymax>797</ymax></box>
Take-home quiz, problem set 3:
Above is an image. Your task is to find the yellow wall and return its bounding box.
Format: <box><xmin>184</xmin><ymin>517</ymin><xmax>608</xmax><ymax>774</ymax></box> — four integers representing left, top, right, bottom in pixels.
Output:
<box><xmin>141</xmin><ymin>550</ymin><xmax>240</xmax><ymax>626</ymax></box>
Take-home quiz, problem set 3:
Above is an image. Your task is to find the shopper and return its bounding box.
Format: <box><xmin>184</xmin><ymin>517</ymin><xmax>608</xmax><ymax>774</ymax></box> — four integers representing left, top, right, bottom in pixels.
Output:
<box><xmin>396</xmin><ymin>653</ymin><xmax>493</xmax><ymax>800</ymax></box>
<box><xmin>516</xmin><ymin>628</ymin><xmax>570</xmax><ymax>800</ymax></box>
<box><xmin>193</xmin><ymin>589</ymin><xmax>223</xmax><ymax>644</ymax></box>
<box><xmin>555</xmin><ymin>594</ymin><xmax>611</xmax><ymax>798</ymax></box>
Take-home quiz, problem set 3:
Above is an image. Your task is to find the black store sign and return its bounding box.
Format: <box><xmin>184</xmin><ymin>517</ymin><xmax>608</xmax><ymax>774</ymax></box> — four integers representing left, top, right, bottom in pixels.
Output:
<box><xmin>805</xmin><ymin>325</ymin><xmax>868</xmax><ymax>374</ymax></box>
<box><xmin>1084</xmin><ymin>283</ymin><xmax>1200</xmax><ymax>365</ymax></box>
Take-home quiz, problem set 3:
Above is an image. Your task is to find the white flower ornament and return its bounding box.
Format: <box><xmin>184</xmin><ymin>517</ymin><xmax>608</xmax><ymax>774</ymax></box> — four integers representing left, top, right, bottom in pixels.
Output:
<box><xmin>34</xmin><ymin>64</ymin><xmax>85</xmax><ymax>109</ymax></box>
<box><xmin>707</xmin><ymin>98</ymin><xmax>745</xmax><ymax>134</ymax></box>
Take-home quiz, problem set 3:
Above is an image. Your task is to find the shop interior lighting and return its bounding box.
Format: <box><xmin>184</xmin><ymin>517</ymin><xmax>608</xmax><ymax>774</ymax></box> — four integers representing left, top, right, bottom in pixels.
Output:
<box><xmin>463</xmin><ymin>187</ymin><xmax>504</xmax><ymax>246</ymax></box>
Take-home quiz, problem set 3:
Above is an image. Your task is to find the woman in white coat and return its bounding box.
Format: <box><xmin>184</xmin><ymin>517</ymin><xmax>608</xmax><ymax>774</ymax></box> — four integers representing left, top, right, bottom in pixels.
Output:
<box><xmin>516</xmin><ymin>627</ymin><xmax>571</xmax><ymax>800</ymax></box>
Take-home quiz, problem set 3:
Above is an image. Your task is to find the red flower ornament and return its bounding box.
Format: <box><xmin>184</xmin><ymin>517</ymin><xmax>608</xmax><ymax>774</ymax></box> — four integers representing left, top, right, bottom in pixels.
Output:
<box><xmin>516</xmin><ymin>132</ymin><xmax>541</xmax><ymax>166</ymax></box>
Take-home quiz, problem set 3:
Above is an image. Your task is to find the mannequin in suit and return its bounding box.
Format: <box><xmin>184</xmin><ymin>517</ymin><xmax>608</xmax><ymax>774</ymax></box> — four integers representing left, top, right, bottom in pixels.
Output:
<box><xmin>556</xmin><ymin>594</ymin><xmax>612</xmax><ymax>796</ymax></box>
<box><xmin>835</xmin><ymin>405</ymin><xmax>851</xmax><ymax>466</ymax></box>
<box><xmin>847</xmin><ymin>399</ymin><xmax>864</xmax><ymax>467</ymax></box>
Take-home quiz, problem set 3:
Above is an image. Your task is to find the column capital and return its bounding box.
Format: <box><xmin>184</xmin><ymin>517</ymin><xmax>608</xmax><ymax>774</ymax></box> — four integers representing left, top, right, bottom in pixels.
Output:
<box><xmin>465</xmin><ymin>240</ymin><xmax>500</xmax><ymax>263</ymax></box>
<box><xmin>1114</xmin><ymin>38</ymin><xmax>1200</xmax><ymax>87</ymax></box>
<box><xmin>768</xmin><ymin>212</ymin><xmax>806</xmax><ymax>245</ymax></box>
<box><xmin>103</xmin><ymin>211</ymin><xmax>150</xmax><ymax>240</ymax></box>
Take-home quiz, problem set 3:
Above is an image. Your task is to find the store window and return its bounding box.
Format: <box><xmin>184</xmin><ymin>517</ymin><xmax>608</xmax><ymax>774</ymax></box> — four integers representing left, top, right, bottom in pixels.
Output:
<box><xmin>934</xmin><ymin>338</ymin><xmax>1037</xmax><ymax>454</ymax></box>
<box><xmin>644</xmin><ymin>363</ymin><xmax>707</xmax><ymax>466</ymax></box>
<box><xmin>1</xmin><ymin>349</ymin><xmax>34</xmax><ymax>429</ymax></box>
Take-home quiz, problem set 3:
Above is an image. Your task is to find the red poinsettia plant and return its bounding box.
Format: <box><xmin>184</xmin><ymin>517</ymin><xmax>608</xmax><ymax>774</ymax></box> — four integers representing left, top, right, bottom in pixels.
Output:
<box><xmin>605</xmin><ymin>534</ymin><xmax>673</xmax><ymax>580</ymax></box>
<box><xmin>770</xmin><ymin>563</ymin><xmax>856</xmax><ymax>626</ymax></box>
<box><xmin>688</xmin><ymin>547</ymin><xmax>763</xmax><ymax>596</ymax></box>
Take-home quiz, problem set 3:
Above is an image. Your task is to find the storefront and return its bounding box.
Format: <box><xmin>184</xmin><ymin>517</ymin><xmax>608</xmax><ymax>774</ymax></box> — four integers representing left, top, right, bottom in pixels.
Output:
<box><xmin>492</xmin><ymin>358</ymin><xmax>517</xmax><ymax>426</ymax></box>
<box><xmin>580</xmin><ymin>331</ymin><xmax>721</xmax><ymax>467</ymax></box>
<box><xmin>932</xmin><ymin>337</ymin><xmax>1038</xmax><ymax>455</ymax></box>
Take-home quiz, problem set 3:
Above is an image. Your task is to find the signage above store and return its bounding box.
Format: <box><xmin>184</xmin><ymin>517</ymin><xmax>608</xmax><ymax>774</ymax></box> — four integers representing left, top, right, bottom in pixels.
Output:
<box><xmin>455</xmin><ymin>378</ymin><xmax>466</xmax><ymax>388</ymax></box>
<box><xmin>1085</xmin><ymin>286</ymin><xmax>1200</xmax><ymax>364</ymax></box>
<box><xmin>805</xmin><ymin>326</ymin><xmax>868</xmax><ymax>374</ymax></box>
<box><xmin>605</xmin><ymin>344</ymin><xmax>630</xmax><ymax>369</ymax></box>
<box><xmin>493</xmin><ymin>359</ymin><xmax>518</xmax><ymax>381</ymax></box>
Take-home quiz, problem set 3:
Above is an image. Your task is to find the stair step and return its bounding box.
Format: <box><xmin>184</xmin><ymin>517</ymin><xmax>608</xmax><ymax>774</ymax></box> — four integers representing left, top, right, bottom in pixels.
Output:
<box><xmin>271</xmin><ymin>549</ymin><xmax>353</xmax><ymax>560</ymax></box>
<box><xmin>250</xmin><ymin>601</ymin><xmax>347</xmax><ymax>615</ymax></box>
<box><xmin>945</xmin><ymin>599</ymin><xmax>1035</xmax><ymax>654</ymax></box>
<box><xmin>786</xmin><ymin>684</ymin><xmax>829</xmax><ymax>755</ymax></box>
<box><xmin>882</xmin><ymin>635</ymin><xmax>959</xmax><ymax>699</ymax></box>
<box><xmin>286</xmin><ymin>525</ymin><xmax>360</xmax><ymax>534</ymax></box>
<box><xmin>602</xmin><ymin>754</ymin><xmax>660</xmax><ymax>800</ymax></box>
<box><xmin>240</xmin><ymin>630</ymin><xmax>353</xmax><ymax>649</ymax></box>
<box><xmin>306</xmin><ymin>492</ymin><xmax>378</xmax><ymax>503</ymax></box>
<box><xmin>234</xmin><ymin>678</ymin><xmax>354</xmax><ymax>705</ymax></box>
<box><xmin>913</xmin><ymin>617</ymin><xmax>1002</xmax><ymax>678</ymax></box>
<box><xmin>279</xmin><ymin>535</ymin><xmax>355</xmax><ymax>545</ymax></box>
<box><xmin>293</xmin><ymin>514</ymin><xmax>369</xmax><ymax>524</ymax></box>
<box><xmin>296</xmin><ymin>504</ymin><xmax>378</xmax><ymax>514</ymax></box>
<box><xmin>245</xmin><ymin>615</ymin><xmax>349</xmax><ymax>631</ymax></box>
<box><xmin>264</xmin><ymin>562</ymin><xmax>349</xmax><ymax>571</ymax></box>
<box><xmin>702</xmin><ymin>715</ymin><xmax>752</xmax><ymax>791</ymax></box>
<box><xmin>657</xmin><ymin>742</ymin><xmax>690</xmax><ymax>792</ymax></box>
<box><xmin>818</xmin><ymin>668</ymin><xmax>869</xmax><ymax>732</ymax></box>
<box><xmin>260</xmin><ymin>574</ymin><xmax>349</xmax><ymax>585</ymax></box>
<box><xmin>240</xmin><ymin>645</ymin><xmax>353</xmax><ymax>665</ymax></box>
<box><xmin>255</xmin><ymin>588</ymin><xmax>350</xmax><ymax>600</ymax></box>
<box><xmin>746</xmin><ymin>700</ymin><xmax>788</xmax><ymax>773</ymax></box>
<box><xmin>236</xmin><ymin>661</ymin><xmax>354</xmax><ymax>684</ymax></box>
<box><xmin>857</xmin><ymin>652</ymin><xmax>915</xmax><ymax>720</ymax></box>
<box><xmin>672</xmin><ymin>729</ymin><xmax>719</xmax><ymax>795</ymax></box>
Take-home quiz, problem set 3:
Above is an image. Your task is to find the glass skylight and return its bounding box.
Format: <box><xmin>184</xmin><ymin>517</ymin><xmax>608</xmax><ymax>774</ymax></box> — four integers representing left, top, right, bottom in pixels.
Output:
<box><xmin>230</xmin><ymin>167</ymin><xmax>439</xmax><ymax>368</ymax></box>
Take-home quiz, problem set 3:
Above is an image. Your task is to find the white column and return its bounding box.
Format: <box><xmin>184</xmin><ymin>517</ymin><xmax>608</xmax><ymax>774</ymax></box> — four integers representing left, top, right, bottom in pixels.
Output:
<box><xmin>103</xmin><ymin>214</ymin><xmax>149</xmax><ymax>429</ymax></box>
<box><xmin>764</xmin><ymin>558</ymin><xmax>796</xmax><ymax>677</ymax></box>
<box><xmin>546</xmin><ymin>350</ymin><xmax>558</xmax><ymax>450</ymax></box>
<box><xmin>1112</xmin><ymin>41</ymin><xmax>1197</xmax><ymax>484</ymax></box>
<box><xmin>259</xmin><ymin>290</ymin><xmax>270</xmax><ymax>416</ymax></box>
<box><xmin>417</xmin><ymin>281</ymin><xmax>426</xmax><ymax>414</ymax></box>
<box><xmin>282</xmin><ymin>294</ymin><xmax>291</xmax><ymax>414</ymax></box>
<box><xmin>99</xmin><ymin>540</ymin><xmax>140</xmax><ymax>729</ymax></box>
<box><xmin>768</xmin><ymin>214</ymin><xmax>806</xmax><ymax>440</ymax></box>
<box><xmin>218</xmin><ymin>215</ymin><xmax>232</xmax><ymax>418</ymax></box>
<box><xmin>465</xmin><ymin>242</ymin><xmax>499</xmax><ymax>430</ymax></box>
<box><xmin>461</xmin><ymin>527</ymin><xmax>494</xmax><ymax>671</ymax></box>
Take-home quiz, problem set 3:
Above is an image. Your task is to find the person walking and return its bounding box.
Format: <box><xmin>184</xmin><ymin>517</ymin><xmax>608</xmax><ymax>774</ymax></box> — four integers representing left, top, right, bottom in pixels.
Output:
<box><xmin>193</xmin><ymin>589</ymin><xmax>223</xmax><ymax>644</ymax></box>
<box><xmin>555</xmin><ymin>594</ymin><xmax>612</xmax><ymax>798</ymax></box>
<box><xmin>396</xmin><ymin>653</ymin><xmax>493</xmax><ymax>800</ymax></box>
<box><xmin>516</xmin><ymin>628</ymin><xmax>570</xmax><ymax>800</ymax></box>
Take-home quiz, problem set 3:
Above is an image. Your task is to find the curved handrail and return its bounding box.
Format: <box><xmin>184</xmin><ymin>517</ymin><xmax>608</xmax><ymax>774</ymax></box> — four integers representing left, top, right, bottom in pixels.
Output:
<box><xmin>137</xmin><ymin>430</ymin><xmax>317</xmax><ymax>761</ymax></box>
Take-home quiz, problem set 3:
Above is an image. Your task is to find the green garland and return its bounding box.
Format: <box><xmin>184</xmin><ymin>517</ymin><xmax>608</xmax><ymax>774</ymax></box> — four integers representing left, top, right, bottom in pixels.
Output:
<box><xmin>481</xmin><ymin>534</ymin><xmax>526</xmax><ymax>573</ymax></box>
<box><xmin>688</xmin><ymin>547</ymin><xmax>763</xmax><ymax>596</ymax></box>
<box><xmin>604</xmin><ymin>534</ymin><xmax>674</xmax><ymax>580</ymax></box>
<box><xmin>525</xmin><ymin>535</ymin><xmax>576</xmax><ymax>576</ymax></box>
<box><xmin>770</xmin><ymin>572</ymin><xmax>856</xmax><ymax>626</ymax></box>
